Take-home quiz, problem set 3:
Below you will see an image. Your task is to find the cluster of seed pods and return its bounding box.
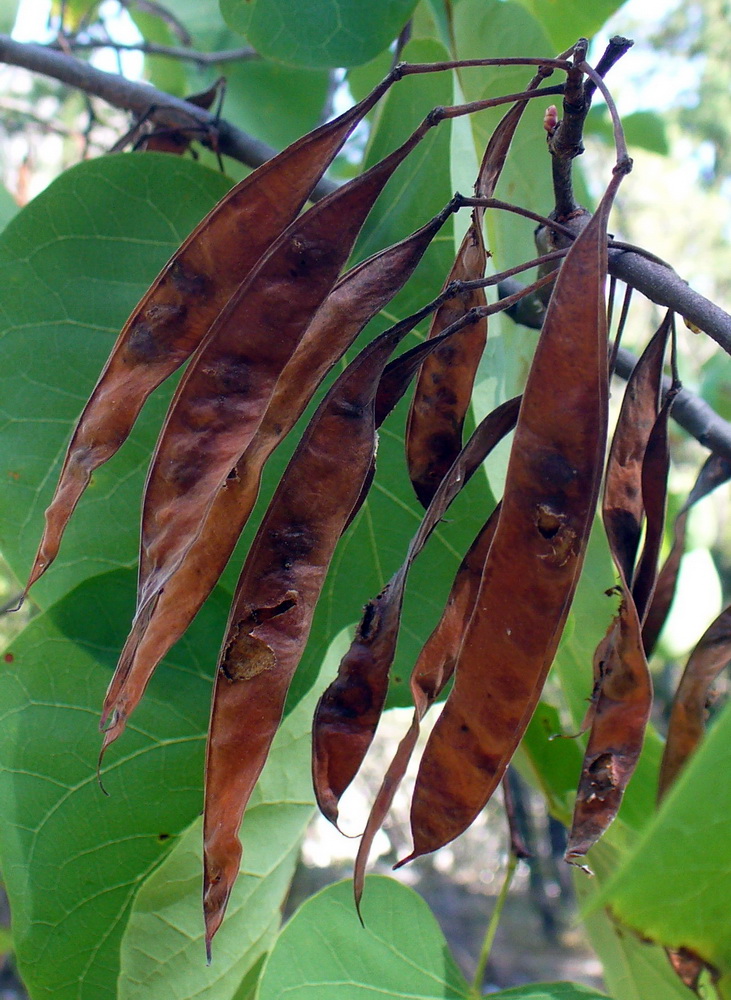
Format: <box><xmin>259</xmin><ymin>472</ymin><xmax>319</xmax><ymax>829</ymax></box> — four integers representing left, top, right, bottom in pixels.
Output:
<box><xmin>24</xmin><ymin>42</ymin><xmax>731</xmax><ymax>960</ymax></box>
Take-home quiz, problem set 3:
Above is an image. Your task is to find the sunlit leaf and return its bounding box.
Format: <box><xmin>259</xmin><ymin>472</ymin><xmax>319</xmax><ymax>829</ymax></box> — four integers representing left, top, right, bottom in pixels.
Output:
<box><xmin>220</xmin><ymin>0</ymin><xmax>418</xmax><ymax>68</ymax></box>
<box><xmin>117</xmin><ymin>635</ymin><xmax>328</xmax><ymax>1000</ymax></box>
<box><xmin>0</xmin><ymin>154</ymin><xmax>231</xmax><ymax>608</ymax></box>
<box><xmin>0</xmin><ymin>569</ymin><xmax>228</xmax><ymax>1000</ymax></box>
<box><xmin>595</xmin><ymin>699</ymin><xmax>731</xmax><ymax>986</ymax></box>
<box><xmin>513</xmin><ymin>0</ymin><xmax>627</xmax><ymax>52</ymax></box>
<box><xmin>257</xmin><ymin>876</ymin><xmax>471</xmax><ymax>1000</ymax></box>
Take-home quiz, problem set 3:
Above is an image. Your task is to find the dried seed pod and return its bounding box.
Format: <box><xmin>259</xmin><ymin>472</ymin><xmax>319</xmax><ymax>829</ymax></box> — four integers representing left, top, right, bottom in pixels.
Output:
<box><xmin>312</xmin><ymin>397</ymin><xmax>520</xmax><ymax>827</ymax></box>
<box><xmin>406</xmin><ymin>66</ymin><xmax>550</xmax><ymax>506</ymax></box>
<box><xmin>403</xmin><ymin>166</ymin><xmax>626</xmax><ymax>864</ymax></box>
<box><xmin>25</xmin><ymin>73</ymin><xmax>397</xmax><ymax>593</ymax></box>
<box><xmin>643</xmin><ymin>453</ymin><xmax>731</xmax><ymax>655</ymax></box>
<box><xmin>603</xmin><ymin>313</ymin><xmax>671</xmax><ymax>585</ymax></box>
<box><xmin>658</xmin><ymin>603</ymin><xmax>731</xmax><ymax>799</ymax></box>
<box><xmin>354</xmin><ymin>503</ymin><xmax>501</xmax><ymax>906</ymax></box>
<box><xmin>566</xmin><ymin>314</ymin><xmax>674</xmax><ymax>864</ymax></box>
<box><xmin>201</xmin><ymin>301</ymin><xmax>449</xmax><ymax>952</ymax></box>
<box><xmin>135</xmin><ymin>121</ymin><xmax>435</xmax><ymax>619</ymax></box>
<box><xmin>98</xmin><ymin>205</ymin><xmax>455</xmax><ymax>752</ymax></box>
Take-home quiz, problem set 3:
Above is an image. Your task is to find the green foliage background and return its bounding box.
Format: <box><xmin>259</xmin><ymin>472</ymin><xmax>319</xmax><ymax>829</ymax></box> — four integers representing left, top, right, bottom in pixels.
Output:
<box><xmin>0</xmin><ymin>1</ymin><xmax>727</xmax><ymax>998</ymax></box>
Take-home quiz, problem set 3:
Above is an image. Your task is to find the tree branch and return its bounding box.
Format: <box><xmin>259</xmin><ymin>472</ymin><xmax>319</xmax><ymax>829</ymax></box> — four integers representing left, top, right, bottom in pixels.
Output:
<box><xmin>52</xmin><ymin>38</ymin><xmax>259</xmax><ymax>65</ymax></box>
<box><xmin>0</xmin><ymin>33</ymin><xmax>340</xmax><ymax>199</ymax></box>
<box><xmin>498</xmin><ymin>275</ymin><xmax>731</xmax><ymax>462</ymax></box>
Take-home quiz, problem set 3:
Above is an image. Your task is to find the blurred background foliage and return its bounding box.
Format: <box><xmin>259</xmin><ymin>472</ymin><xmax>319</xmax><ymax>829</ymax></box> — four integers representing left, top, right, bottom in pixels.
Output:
<box><xmin>0</xmin><ymin>0</ymin><xmax>729</xmax><ymax>997</ymax></box>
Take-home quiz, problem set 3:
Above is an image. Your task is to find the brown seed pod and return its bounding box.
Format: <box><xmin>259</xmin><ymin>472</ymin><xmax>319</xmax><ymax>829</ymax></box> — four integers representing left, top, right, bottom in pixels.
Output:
<box><xmin>98</xmin><ymin>204</ymin><xmax>456</xmax><ymax>753</ymax></box>
<box><xmin>402</xmin><ymin>165</ymin><xmax>626</xmax><ymax>864</ymax></box>
<box><xmin>201</xmin><ymin>301</ymin><xmax>453</xmax><ymax>952</ymax></box>
<box><xmin>25</xmin><ymin>73</ymin><xmax>397</xmax><ymax>594</ymax></box>
<box><xmin>312</xmin><ymin>397</ymin><xmax>520</xmax><ymax>828</ymax></box>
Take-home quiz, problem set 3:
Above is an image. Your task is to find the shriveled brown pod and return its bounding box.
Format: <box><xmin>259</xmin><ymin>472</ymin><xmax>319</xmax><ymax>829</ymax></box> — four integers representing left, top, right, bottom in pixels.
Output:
<box><xmin>25</xmin><ymin>71</ymin><xmax>398</xmax><ymax>593</ymax></box>
<box><xmin>98</xmin><ymin>203</ymin><xmax>457</xmax><ymax>752</ymax></box>
<box><xmin>565</xmin><ymin>316</ymin><xmax>674</xmax><ymax>864</ymax></box>
<box><xmin>658</xmin><ymin>603</ymin><xmax>731</xmax><ymax>799</ymax></box>
<box><xmin>354</xmin><ymin>504</ymin><xmax>501</xmax><ymax>907</ymax></box>
<box><xmin>312</xmin><ymin>397</ymin><xmax>520</xmax><ymax>827</ymax></box>
<box><xmin>643</xmin><ymin>453</ymin><xmax>731</xmax><ymax>655</ymax></box>
<box><xmin>201</xmin><ymin>297</ymin><xmax>456</xmax><ymax>952</ymax></box>
<box><xmin>402</xmin><ymin>161</ymin><xmax>627</xmax><ymax>865</ymax></box>
<box><xmin>405</xmin><ymin>64</ymin><xmax>551</xmax><ymax>507</ymax></box>
<box><xmin>603</xmin><ymin>312</ymin><xmax>671</xmax><ymax>584</ymax></box>
<box><xmin>632</xmin><ymin>377</ymin><xmax>681</xmax><ymax>621</ymax></box>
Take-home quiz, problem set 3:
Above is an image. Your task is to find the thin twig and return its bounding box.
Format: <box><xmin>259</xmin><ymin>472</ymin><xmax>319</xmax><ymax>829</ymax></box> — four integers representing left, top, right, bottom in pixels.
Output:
<box><xmin>470</xmin><ymin>853</ymin><xmax>519</xmax><ymax>998</ymax></box>
<box><xmin>52</xmin><ymin>38</ymin><xmax>259</xmax><ymax>65</ymax></box>
<box><xmin>0</xmin><ymin>34</ymin><xmax>330</xmax><ymax>191</ymax></box>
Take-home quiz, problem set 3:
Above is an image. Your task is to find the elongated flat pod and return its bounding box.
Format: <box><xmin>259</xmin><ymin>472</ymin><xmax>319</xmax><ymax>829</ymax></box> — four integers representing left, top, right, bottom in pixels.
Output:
<box><xmin>632</xmin><ymin>380</ymin><xmax>680</xmax><ymax>621</ymax></box>
<box><xmin>312</xmin><ymin>397</ymin><xmax>520</xmax><ymax>826</ymax></box>
<box><xmin>406</xmin><ymin>67</ymin><xmax>550</xmax><ymax>506</ymax></box>
<box><xmin>201</xmin><ymin>311</ymin><xmax>438</xmax><ymax>952</ymax></box>
<box><xmin>25</xmin><ymin>72</ymin><xmax>397</xmax><ymax>593</ymax></box>
<box><xmin>565</xmin><ymin>320</ymin><xmax>676</xmax><ymax>863</ymax></box>
<box><xmin>354</xmin><ymin>504</ymin><xmax>500</xmax><ymax>907</ymax></box>
<box><xmin>658</xmin><ymin>602</ymin><xmax>731</xmax><ymax>799</ymax></box>
<box><xmin>565</xmin><ymin>596</ymin><xmax>652</xmax><ymax>864</ymax></box>
<box><xmin>603</xmin><ymin>312</ymin><xmax>671</xmax><ymax>585</ymax></box>
<box><xmin>403</xmin><ymin>167</ymin><xmax>626</xmax><ymax>864</ymax></box>
<box><xmin>643</xmin><ymin>453</ymin><xmax>731</xmax><ymax>655</ymax></box>
<box><xmin>136</xmin><ymin>121</ymin><xmax>434</xmax><ymax>617</ymax></box>
<box><xmin>98</xmin><ymin>205</ymin><xmax>455</xmax><ymax>752</ymax></box>
<box><xmin>405</xmin><ymin>225</ymin><xmax>488</xmax><ymax>506</ymax></box>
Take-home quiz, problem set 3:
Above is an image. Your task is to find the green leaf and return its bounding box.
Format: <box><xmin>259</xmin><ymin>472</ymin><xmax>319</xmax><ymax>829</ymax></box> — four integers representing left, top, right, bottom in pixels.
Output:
<box><xmin>0</xmin><ymin>154</ymin><xmax>231</xmax><ymax>609</ymax></box>
<box><xmin>512</xmin><ymin>0</ymin><xmax>628</xmax><ymax>52</ymax></box>
<box><xmin>586</xmin><ymin>108</ymin><xmax>670</xmax><ymax>157</ymax></box>
<box><xmin>575</xmin><ymin>843</ymin><xmax>698</xmax><ymax>1000</ymax></box>
<box><xmin>117</xmin><ymin>629</ymin><xmax>330</xmax><ymax>999</ymax></box>
<box><xmin>594</xmin><ymin>698</ymin><xmax>731</xmax><ymax>990</ymax></box>
<box><xmin>257</xmin><ymin>876</ymin><xmax>471</xmax><ymax>999</ymax></box>
<box><xmin>0</xmin><ymin>183</ymin><xmax>18</xmax><ymax>232</ymax></box>
<box><xmin>492</xmin><ymin>986</ymin><xmax>609</xmax><ymax>999</ymax></box>
<box><xmin>219</xmin><ymin>59</ymin><xmax>330</xmax><ymax>151</ymax></box>
<box><xmin>129</xmin><ymin>8</ymin><xmax>188</xmax><ymax>97</ymax></box>
<box><xmin>220</xmin><ymin>0</ymin><xmax>419</xmax><ymax>68</ymax></box>
<box><xmin>0</xmin><ymin>0</ymin><xmax>20</xmax><ymax>34</ymax></box>
<box><xmin>0</xmin><ymin>568</ymin><xmax>230</xmax><ymax>1000</ymax></box>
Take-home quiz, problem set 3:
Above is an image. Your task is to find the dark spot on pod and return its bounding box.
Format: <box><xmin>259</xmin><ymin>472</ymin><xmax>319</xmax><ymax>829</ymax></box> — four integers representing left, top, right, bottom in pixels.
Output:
<box><xmin>435</xmin><ymin>342</ymin><xmax>456</xmax><ymax>365</ymax></box>
<box><xmin>286</xmin><ymin>236</ymin><xmax>340</xmax><ymax>280</ymax></box>
<box><xmin>331</xmin><ymin>396</ymin><xmax>366</xmax><ymax>420</ymax></box>
<box><xmin>4</xmin><ymin>653</ymin><xmax>13</xmax><ymax>663</ymax></box>
<box><xmin>169</xmin><ymin>260</ymin><xmax>211</xmax><ymax>297</ymax></box>
<box><xmin>534</xmin><ymin>450</ymin><xmax>577</xmax><ymax>489</ymax></box>
<box><xmin>200</xmin><ymin>354</ymin><xmax>251</xmax><ymax>395</ymax></box>
<box><xmin>325</xmin><ymin>674</ymin><xmax>374</xmax><ymax>720</ymax></box>
<box><xmin>359</xmin><ymin>600</ymin><xmax>379</xmax><ymax>640</ymax></box>
<box><xmin>435</xmin><ymin>385</ymin><xmax>459</xmax><ymax>407</ymax></box>
<box><xmin>535</xmin><ymin>503</ymin><xmax>563</xmax><ymax>540</ymax></box>
<box><xmin>125</xmin><ymin>321</ymin><xmax>160</xmax><ymax>362</ymax></box>
<box><xmin>157</xmin><ymin>832</ymin><xmax>171</xmax><ymax>843</ymax></box>
<box><xmin>268</xmin><ymin>522</ymin><xmax>316</xmax><ymax>565</ymax></box>
<box><xmin>166</xmin><ymin>453</ymin><xmax>204</xmax><ymax>490</ymax></box>
<box><xmin>426</xmin><ymin>431</ymin><xmax>458</xmax><ymax>464</ymax></box>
